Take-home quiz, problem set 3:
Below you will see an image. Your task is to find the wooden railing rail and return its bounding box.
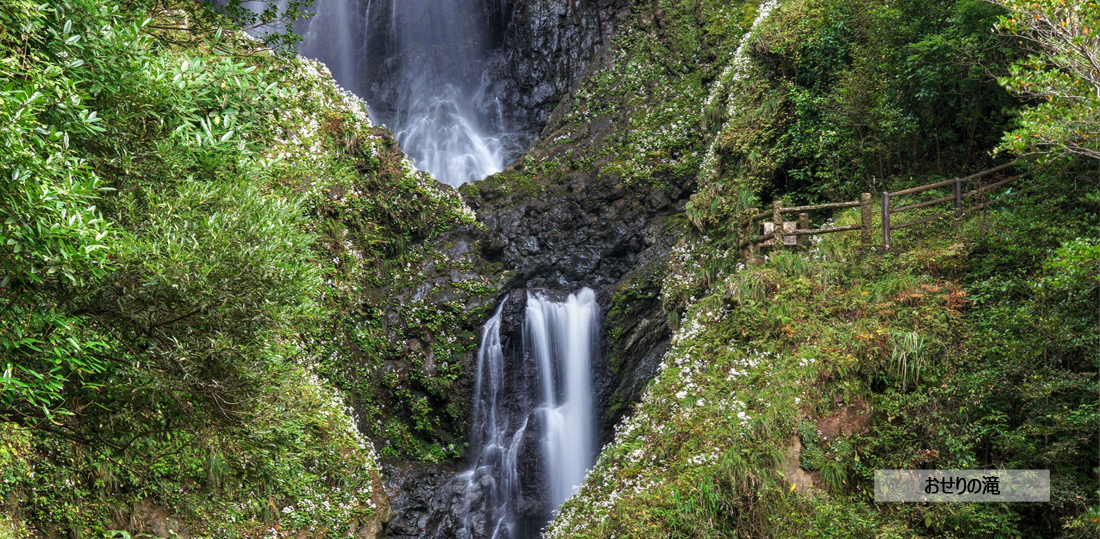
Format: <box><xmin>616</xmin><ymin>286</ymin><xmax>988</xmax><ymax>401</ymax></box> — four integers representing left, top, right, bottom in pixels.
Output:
<box><xmin>737</xmin><ymin>161</ymin><xmax>1029</xmax><ymax>256</ymax></box>
<box><xmin>882</xmin><ymin>163</ymin><xmax>1032</xmax><ymax>248</ymax></box>
<box><xmin>748</xmin><ymin>200</ymin><xmax>862</xmax><ymax>222</ymax></box>
<box><xmin>740</xmin><ymin>193</ymin><xmax>876</xmax><ymax>256</ymax></box>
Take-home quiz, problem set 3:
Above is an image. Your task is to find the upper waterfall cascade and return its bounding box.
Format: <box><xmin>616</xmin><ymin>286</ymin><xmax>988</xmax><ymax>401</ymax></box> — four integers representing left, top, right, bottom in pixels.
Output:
<box><xmin>296</xmin><ymin>0</ymin><xmax>512</xmax><ymax>187</ymax></box>
<box><xmin>457</xmin><ymin>289</ymin><xmax>599</xmax><ymax>539</ymax></box>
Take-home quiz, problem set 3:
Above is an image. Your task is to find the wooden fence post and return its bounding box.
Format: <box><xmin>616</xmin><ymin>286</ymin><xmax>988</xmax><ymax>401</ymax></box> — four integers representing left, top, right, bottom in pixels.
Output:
<box><xmin>772</xmin><ymin>200</ymin><xmax>784</xmax><ymax>251</ymax></box>
<box><xmin>953</xmin><ymin>177</ymin><xmax>962</xmax><ymax>218</ymax></box>
<box><xmin>881</xmin><ymin>192</ymin><xmax>891</xmax><ymax>249</ymax></box>
<box><xmin>860</xmin><ymin>193</ymin><xmax>872</xmax><ymax>246</ymax></box>
<box><xmin>798</xmin><ymin>212</ymin><xmax>809</xmax><ymax>247</ymax></box>
<box><xmin>743</xmin><ymin>214</ymin><xmax>758</xmax><ymax>261</ymax></box>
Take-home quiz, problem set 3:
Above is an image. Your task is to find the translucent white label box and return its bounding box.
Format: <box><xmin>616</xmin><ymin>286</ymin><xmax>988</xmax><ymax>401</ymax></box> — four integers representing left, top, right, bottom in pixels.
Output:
<box><xmin>874</xmin><ymin>470</ymin><xmax>1049</xmax><ymax>502</ymax></box>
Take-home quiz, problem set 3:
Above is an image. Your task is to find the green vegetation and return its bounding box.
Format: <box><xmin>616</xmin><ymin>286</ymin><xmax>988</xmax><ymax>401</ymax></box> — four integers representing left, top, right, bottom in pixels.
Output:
<box><xmin>546</xmin><ymin>0</ymin><xmax>1098</xmax><ymax>537</ymax></box>
<box><xmin>549</xmin><ymin>162</ymin><xmax>1097</xmax><ymax>538</ymax></box>
<box><xmin>1</xmin><ymin>0</ymin><xmax>1095</xmax><ymax>536</ymax></box>
<box><xmin>690</xmin><ymin>0</ymin><xmax>1024</xmax><ymax>230</ymax></box>
<box><xmin>486</xmin><ymin>0</ymin><xmax>764</xmax><ymax>195</ymax></box>
<box><xmin>992</xmin><ymin>0</ymin><xmax>1099</xmax><ymax>160</ymax></box>
<box><xmin>0</xmin><ymin>0</ymin><xmax>490</xmax><ymax>535</ymax></box>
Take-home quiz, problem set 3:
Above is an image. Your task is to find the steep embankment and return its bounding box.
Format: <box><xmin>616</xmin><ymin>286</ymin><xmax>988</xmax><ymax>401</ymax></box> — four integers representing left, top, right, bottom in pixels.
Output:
<box><xmin>547</xmin><ymin>184</ymin><xmax>1097</xmax><ymax>537</ymax></box>
<box><xmin>527</xmin><ymin>0</ymin><xmax>1099</xmax><ymax>537</ymax></box>
<box><xmin>0</xmin><ymin>0</ymin><xmax>504</xmax><ymax>536</ymax></box>
<box><xmin>2</xmin><ymin>0</ymin><xmax>1095</xmax><ymax>537</ymax></box>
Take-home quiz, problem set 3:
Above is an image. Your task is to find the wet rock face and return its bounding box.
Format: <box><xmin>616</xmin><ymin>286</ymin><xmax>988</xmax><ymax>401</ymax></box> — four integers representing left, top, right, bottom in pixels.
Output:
<box><xmin>383</xmin><ymin>463</ymin><xmax>460</xmax><ymax>539</ymax></box>
<box><xmin>486</xmin><ymin>0</ymin><xmax>606</xmax><ymax>148</ymax></box>
<box><xmin>600</xmin><ymin>241</ymin><xmax>675</xmax><ymax>441</ymax></box>
<box><xmin>462</xmin><ymin>0</ymin><xmax>693</xmax><ymax>291</ymax></box>
<box><xmin>383</xmin><ymin>462</ymin><xmax>515</xmax><ymax>539</ymax></box>
<box><xmin>380</xmin><ymin>1</ymin><xmax>692</xmax><ymax>536</ymax></box>
<box><xmin>466</xmin><ymin>170</ymin><xmax>691</xmax><ymax>290</ymax></box>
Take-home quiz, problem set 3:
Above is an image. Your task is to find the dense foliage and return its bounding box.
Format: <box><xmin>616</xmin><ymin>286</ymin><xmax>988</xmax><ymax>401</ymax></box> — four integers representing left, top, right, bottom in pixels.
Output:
<box><xmin>0</xmin><ymin>0</ymin><xmax>423</xmax><ymax>535</ymax></box>
<box><xmin>548</xmin><ymin>0</ymin><xmax>1098</xmax><ymax>537</ymax></box>
<box><xmin>690</xmin><ymin>0</ymin><xmax>1024</xmax><ymax>229</ymax></box>
<box><xmin>992</xmin><ymin>0</ymin><xmax>1099</xmax><ymax>160</ymax></box>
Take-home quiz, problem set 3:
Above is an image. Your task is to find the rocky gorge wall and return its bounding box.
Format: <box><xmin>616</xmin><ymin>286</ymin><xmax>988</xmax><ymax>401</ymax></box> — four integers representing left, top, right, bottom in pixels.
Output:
<box><xmin>377</xmin><ymin>0</ymin><xmax>710</xmax><ymax>535</ymax></box>
<box><xmin>355</xmin><ymin>0</ymin><xmax>815</xmax><ymax>536</ymax></box>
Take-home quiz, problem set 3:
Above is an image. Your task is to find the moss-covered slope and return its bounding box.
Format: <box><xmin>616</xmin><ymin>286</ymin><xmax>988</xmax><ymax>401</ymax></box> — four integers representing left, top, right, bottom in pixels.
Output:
<box><xmin>547</xmin><ymin>163</ymin><xmax>1097</xmax><ymax>537</ymax></box>
<box><xmin>0</xmin><ymin>0</ymin><xmax>502</xmax><ymax>536</ymax></box>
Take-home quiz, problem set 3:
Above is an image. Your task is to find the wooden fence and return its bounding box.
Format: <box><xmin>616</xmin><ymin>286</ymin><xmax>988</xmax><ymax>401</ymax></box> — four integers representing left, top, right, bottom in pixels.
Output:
<box><xmin>739</xmin><ymin>162</ymin><xmax>1031</xmax><ymax>256</ymax></box>
<box><xmin>880</xmin><ymin>161</ymin><xmax>1033</xmax><ymax>249</ymax></box>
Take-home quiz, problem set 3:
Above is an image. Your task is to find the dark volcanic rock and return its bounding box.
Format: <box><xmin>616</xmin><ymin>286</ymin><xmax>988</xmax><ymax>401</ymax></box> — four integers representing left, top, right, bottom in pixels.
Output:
<box><xmin>383</xmin><ymin>463</ymin><xmax>458</xmax><ymax>539</ymax></box>
<box><xmin>381</xmin><ymin>1</ymin><xmax>689</xmax><ymax>537</ymax></box>
<box><xmin>463</xmin><ymin>172</ymin><xmax>689</xmax><ymax>290</ymax></box>
<box><xmin>486</xmin><ymin>0</ymin><xmax>607</xmax><ymax>148</ymax></box>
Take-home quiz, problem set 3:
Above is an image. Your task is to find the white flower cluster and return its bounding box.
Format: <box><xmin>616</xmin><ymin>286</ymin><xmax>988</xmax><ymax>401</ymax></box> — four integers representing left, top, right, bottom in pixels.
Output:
<box><xmin>725</xmin><ymin>348</ymin><xmax>775</xmax><ymax>381</ymax></box>
<box><xmin>334</xmin><ymin>85</ymin><xmax>373</xmax><ymax>128</ymax></box>
<box><xmin>301</xmin><ymin>371</ymin><xmax>382</xmax><ymax>477</ymax></box>
<box><xmin>662</xmin><ymin>236</ymin><xmax>710</xmax><ymax>307</ymax></box>
<box><xmin>686</xmin><ymin>447</ymin><xmax>721</xmax><ymax>467</ymax></box>
<box><xmin>806</xmin><ymin>218</ymin><xmax>836</xmax><ymax>261</ymax></box>
<box><xmin>564</xmin><ymin>29</ymin><xmax>639</xmax><ymax>124</ymax></box>
<box><xmin>699</xmin><ymin>0</ymin><xmax>781</xmax><ymax>180</ymax></box>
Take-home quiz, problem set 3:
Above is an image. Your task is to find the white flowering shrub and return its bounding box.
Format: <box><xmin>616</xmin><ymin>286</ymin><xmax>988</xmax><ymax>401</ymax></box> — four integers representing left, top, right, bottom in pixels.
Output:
<box><xmin>247</xmin><ymin>46</ymin><xmax>494</xmax><ymax>464</ymax></box>
<box><xmin>546</xmin><ymin>198</ymin><xmax>980</xmax><ymax>536</ymax></box>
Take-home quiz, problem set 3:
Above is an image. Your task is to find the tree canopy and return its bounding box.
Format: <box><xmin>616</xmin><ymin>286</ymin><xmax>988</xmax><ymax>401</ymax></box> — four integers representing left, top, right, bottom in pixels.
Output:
<box><xmin>993</xmin><ymin>0</ymin><xmax>1100</xmax><ymax>160</ymax></box>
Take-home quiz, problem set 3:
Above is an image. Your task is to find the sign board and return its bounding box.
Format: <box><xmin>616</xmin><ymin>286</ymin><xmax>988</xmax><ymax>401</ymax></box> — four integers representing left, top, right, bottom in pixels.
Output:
<box><xmin>763</xmin><ymin>221</ymin><xmax>798</xmax><ymax>246</ymax></box>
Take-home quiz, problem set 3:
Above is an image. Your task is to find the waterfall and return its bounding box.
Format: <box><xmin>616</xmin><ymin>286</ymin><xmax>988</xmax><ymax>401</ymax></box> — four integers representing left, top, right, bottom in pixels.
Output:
<box><xmin>461</xmin><ymin>302</ymin><xmax>525</xmax><ymax>539</ymax></box>
<box><xmin>458</xmin><ymin>289</ymin><xmax>599</xmax><ymax>539</ymax></box>
<box><xmin>295</xmin><ymin>0</ymin><xmax>508</xmax><ymax>187</ymax></box>
<box><xmin>298</xmin><ymin>0</ymin><xmax>358</xmax><ymax>90</ymax></box>
<box><xmin>525</xmin><ymin>289</ymin><xmax>598</xmax><ymax>509</ymax></box>
<box><xmin>383</xmin><ymin>0</ymin><xmax>505</xmax><ymax>187</ymax></box>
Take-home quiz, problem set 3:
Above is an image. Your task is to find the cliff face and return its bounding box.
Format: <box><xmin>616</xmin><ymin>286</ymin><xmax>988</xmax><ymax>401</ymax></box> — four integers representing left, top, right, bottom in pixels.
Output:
<box><xmin>460</xmin><ymin>0</ymin><xmax>738</xmax><ymax>437</ymax></box>
<box><xmin>351</xmin><ymin>0</ymin><xmax>616</xmax><ymax>167</ymax></box>
<box><xmin>379</xmin><ymin>3</ymin><xmax>693</xmax><ymax>534</ymax></box>
<box><xmin>485</xmin><ymin>0</ymin><xmax>614</xmax><ymax>148</ymax></box>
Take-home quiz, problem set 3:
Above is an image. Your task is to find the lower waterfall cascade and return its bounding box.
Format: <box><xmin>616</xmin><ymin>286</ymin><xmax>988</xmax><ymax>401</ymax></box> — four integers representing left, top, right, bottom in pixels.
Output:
<box><xmin>525</xmin><ymin>289</ymin><xmax>598</xmax><ymax>510</ymax></box>
<box><xmin>457</xmin><ymin>288</ymin><xmax>600</xmax><ymax>539</ymax></box>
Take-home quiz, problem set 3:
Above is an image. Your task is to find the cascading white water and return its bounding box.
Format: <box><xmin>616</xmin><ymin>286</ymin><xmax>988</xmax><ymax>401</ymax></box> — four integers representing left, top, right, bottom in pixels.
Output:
<box><xmin>395</xmin><ymin>88</ymin><xmax>504</xmax><ymax>187</ymax></box>
<box><xmin>461</xmin><ymin>302</ymin><xmax>526</xmax><ymax>539</ymax></box>
<box><xmin>294</xmin><ymin>0</ymin><xmax>507</xmax><ymax>187</ymax></box>
<box><xmin>458</xmin><ymin>289</ymin><xmax>599</xmax><ymax>539</ymax></box>
<box><xmin>298</xmin><ymin>0</ymin><xmax>359</xmax><ymax>91</ymax></box>
<box><xmin>525</xmin><ymin>288</ymin><xmax>598</xmax><ymax>509</ymax></box>
<box><xmin>383</xmin><ymin>0</ymin><xmax>506</xmax><ymax>187</ymax></box>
